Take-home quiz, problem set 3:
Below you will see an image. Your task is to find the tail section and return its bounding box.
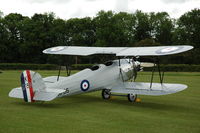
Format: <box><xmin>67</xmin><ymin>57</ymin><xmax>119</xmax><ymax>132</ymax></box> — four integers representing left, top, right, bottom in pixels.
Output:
<box><xmin>9</xmin><ymin>70</ymin><xmax>65</xmax><ymax>102</ymax></box>
<box><xmin>21</xmin><ymin>70</ymin><xmax>45</xmax><ymax>102</ymax></box>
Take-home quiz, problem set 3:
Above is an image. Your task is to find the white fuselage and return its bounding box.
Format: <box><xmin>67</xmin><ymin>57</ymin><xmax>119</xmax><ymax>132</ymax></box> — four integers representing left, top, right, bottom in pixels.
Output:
<box><xmin>46</xmin><ymin>59</ymin><xmax>136</xmax><ymax>97</ymax></box>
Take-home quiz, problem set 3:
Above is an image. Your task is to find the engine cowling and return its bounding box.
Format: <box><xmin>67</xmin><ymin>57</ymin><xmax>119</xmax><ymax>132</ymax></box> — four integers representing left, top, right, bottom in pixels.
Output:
<box><xmin>120</xmin><ymin>60</ymin><xmax>135</xmax><ymax>81</ymax></box>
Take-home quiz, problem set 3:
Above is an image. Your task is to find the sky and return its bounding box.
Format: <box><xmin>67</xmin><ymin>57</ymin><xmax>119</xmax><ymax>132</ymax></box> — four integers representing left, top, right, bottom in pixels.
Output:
<box><xmin>0</xmin><ymin>0</ymin><xmax>200</xmax><ymax>19</ymax></box>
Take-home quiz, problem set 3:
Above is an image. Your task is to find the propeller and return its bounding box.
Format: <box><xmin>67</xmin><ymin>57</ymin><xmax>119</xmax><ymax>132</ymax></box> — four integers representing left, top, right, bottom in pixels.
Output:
<box><xmin>132</xmin><ymin>57</ymin><xmax>156</xmax><ymax>81</ymax></box>
<box><xmin>140</xmin><ymin>62</ymin><xmax>155</xmax><ymax>68</ymax></box>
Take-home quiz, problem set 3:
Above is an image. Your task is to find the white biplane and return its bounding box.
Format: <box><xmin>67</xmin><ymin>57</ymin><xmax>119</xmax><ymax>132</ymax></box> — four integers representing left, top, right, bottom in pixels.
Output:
<box><xmin>9</xmin><ymin>45</ymin><xmax>193</xmax><ymax>102</ymax></box>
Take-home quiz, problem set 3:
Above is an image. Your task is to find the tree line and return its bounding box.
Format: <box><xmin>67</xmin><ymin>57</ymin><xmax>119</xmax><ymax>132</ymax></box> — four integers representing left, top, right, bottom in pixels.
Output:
<box><xmin>0</xmin><ymin>9</ymin><xmax>199</xmax><ymax>65</ymax></box>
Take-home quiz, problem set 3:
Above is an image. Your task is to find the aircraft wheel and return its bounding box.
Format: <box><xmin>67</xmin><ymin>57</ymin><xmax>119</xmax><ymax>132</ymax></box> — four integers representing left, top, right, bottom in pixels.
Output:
<box><xmin>127</xmin><ymin>94</ymin><xmax>137</xmax><ymax>102</ymax></box>
<box><xmin>102</xmin><ymin>89</ymin><xmax>111</xmax><ymax>100</ymax></box>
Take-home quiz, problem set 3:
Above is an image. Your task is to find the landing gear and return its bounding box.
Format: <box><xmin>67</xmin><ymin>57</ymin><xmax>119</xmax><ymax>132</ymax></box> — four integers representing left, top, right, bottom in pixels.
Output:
<box><xmin>127</xmin><ymin>94</ymin><xmax>137</xmax><ymax>102</ymax></box>
<box><xmin>102</xmin><ymin>89</ymin><xmax>111</xmax><ymax>100</ymax></box>
<box><xmin>102</xmin><ymin>90</ymin><xmax>138</xmax><ymax>102</ymax></box>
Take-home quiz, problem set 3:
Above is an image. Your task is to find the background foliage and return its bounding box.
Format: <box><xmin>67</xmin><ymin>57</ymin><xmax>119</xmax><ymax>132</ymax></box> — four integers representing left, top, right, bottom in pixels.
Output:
<box><xmin>0</xmin><ymin>9</ymin><xmax>199</xmax><ymax>65</ymax></box>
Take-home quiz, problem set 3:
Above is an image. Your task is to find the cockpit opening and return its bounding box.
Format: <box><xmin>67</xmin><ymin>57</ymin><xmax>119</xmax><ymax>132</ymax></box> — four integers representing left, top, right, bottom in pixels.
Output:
<box><xmin>90</xmin><ymin>65</ymin><xmax>100</xmax><ymax>71</ymax></box>
<box><xmin>104</xmin><ymin>61</ymin><xmax>113</xmax><ymax>66</ymax></box>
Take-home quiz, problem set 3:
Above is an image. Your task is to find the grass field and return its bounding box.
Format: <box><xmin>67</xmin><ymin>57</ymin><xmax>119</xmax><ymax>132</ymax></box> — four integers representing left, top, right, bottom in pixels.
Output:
<box><xmin>0</xmin><ymin>70</ymin><xmax>200</xmax><ymax>133</ymax></box>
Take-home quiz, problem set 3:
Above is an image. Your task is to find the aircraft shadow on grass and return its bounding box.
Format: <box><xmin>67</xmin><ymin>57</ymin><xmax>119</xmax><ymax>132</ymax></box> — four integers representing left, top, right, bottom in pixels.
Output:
<box><xmin>13</xmin><ymin>93</ymin><xmax>188</xmax><ymax>113</ymax></box>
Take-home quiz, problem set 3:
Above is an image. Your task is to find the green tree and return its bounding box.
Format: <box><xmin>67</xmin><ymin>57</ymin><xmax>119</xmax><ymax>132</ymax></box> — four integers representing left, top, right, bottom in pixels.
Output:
<box><xmin>21</xmin><ymin>13</ymin><xmax>56</xmax><ymax>63</ymax></box>
<box><xmin>174</xmin><ymin>9</ymin><xmax>200</xmax><ymax>64</ymax></box>
<box><xmin>52</xmin><ymin>18</ymin><xmax>68</xmax><ymax>46</ymax></box>
<box><xmin>0</xmin><ymin>11</ymin><xmax>3</xmax><ymax>18</ymax></box>
<box><xmin>112</xmin><ymin>12</ymin><xmax>136</xmax><ymax>46</ymax></box>
<box><xmin>176</xmin><ymin>9</ymin><xmax>200</xmax><ymax>46</ymax></box>
<box><xmin>66</xmin><ymin>17</ymin><xmax>95</xmax><ymax>46</ymax></box>
<box><xmin>2</xmin><ymin>13</ymin><xmax>27</xmax><ymax>62</ymax></box>
<box><xmin>93</xmin><ymin>10</ymin><xmax>115</xmax><ymax>47</ymax></box>
<box><xmin>0</xmin><ymin>13</ymin><xmax>9</xmax><ymax>62</ymax></box>
<box><xmin>134</xmin><ymin>10</ymin><xmax>151</xmax><ymax>41</ymax></box>
<box><xmin>0</xmin><ymin>9</ymin><xmax>199</xmax><ymax>64</ymax></box>
<box><xmin>149</xmin><ymin>12</ymin><xmax>174</xmax><ymax>45</ymax></box>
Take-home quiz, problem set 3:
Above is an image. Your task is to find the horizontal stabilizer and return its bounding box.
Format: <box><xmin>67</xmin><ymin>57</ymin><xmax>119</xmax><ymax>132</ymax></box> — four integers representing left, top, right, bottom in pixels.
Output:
<box><xmin>9</xmin><ymin>87</ymin><xmax>65</xmax><ymax>101</ymax></box>
<box><xmin>9</xmin><ymin>87</ymin><xmax>23</xmax><ymax>99</ymax></box>
<box><xmin>111</xmin><ymin>82</ymin><xmax>187</xmax><ymax>96</ymax></box>
<box><xmin>34</xmin><ymin>89</ymin><xmax>65</xmax><ymax>101</ymax></box>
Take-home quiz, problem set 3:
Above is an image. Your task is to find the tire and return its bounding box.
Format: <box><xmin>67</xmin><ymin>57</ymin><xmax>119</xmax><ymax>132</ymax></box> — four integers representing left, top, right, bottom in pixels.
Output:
<box><xmin>102</xmin><ymin>89</ymin><xmax>111</xmax><ymax>100</ymax></box>
<box><xmin>127</xmin><ymin>94</ymin><xmax>137</xmax><ymax>102</ymax></box>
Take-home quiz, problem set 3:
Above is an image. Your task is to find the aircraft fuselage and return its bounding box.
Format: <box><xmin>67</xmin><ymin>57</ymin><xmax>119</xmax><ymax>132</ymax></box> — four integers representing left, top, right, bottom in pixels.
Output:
<box><xmin>47</xmin><ymin>59</ymin><xmax>135</xmax><ymax>97</ymax></box>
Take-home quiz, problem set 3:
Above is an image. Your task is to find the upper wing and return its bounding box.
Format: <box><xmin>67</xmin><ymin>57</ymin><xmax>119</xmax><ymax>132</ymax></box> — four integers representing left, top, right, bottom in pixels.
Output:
<box><xmin>43</xmin><ymin>46</ymin><xmax>126</xmax><ymax>56</ymax></box>
<box><xmin>43</xmin><ymin>45</ymin><xmax>193</xmax><ymax>56</ymax></box>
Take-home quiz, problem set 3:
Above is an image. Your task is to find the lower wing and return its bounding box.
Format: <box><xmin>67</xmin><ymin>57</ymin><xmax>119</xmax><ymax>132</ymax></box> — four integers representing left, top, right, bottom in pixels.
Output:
<box><xmin>111</xmin><ymin>82</ymin><xmax>187</xmax><ymax>96</ymax></box>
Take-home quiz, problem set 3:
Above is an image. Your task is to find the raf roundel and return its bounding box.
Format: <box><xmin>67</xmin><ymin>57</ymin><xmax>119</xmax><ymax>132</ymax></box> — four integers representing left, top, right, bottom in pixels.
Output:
<box><xmin>45</xmin><ymin>46</ymin><xmax>66</xmax><ymax>53</ymax></box>
<box><xmin>156</xmin><ymin>46</ymin><xmax>183</xmax><ymax>54</ymax></box>
<box><xmin>161</xmin><ymin>47</ymin><xmax>178</xmax><ymax>53</ymax></box>
<box><xmin>80</xmin><ymin>80</ymin><xmax>90</xmax><ymax>91</ymax></box>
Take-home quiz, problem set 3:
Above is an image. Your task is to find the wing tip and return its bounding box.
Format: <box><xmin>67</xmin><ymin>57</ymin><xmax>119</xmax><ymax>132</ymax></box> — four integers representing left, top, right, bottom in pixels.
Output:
<box><xmin>188</xmin><ymin>45</ymin><xmax>194</xmax><ymax>50</ymax></box>
<box><xmin>43</xmin><ymin>46</ymin><xmax>67</xmax><ymax>54</ymax></box>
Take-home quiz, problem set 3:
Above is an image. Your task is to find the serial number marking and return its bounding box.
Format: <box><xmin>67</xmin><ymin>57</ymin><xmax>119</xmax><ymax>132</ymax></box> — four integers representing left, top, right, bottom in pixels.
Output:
<box><xmin>58</xmin><ymin>88</ymin><xmax>69</xmax><ymax>97</ymax></box>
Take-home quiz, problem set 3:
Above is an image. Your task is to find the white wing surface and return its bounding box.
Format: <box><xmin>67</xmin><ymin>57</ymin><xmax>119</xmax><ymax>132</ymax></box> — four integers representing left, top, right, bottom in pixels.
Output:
<box><xmin>43</xmin><ymin>46</ymin><xmax>125</xmax><ymax>56</ymax></box>
<box><xmin>111</xmin><ymin>82</ymin><xmax>187</xmax><ymax>95</ymax></box>
<box><xmin>43</xmin><ymin>45</ymin><xmax>193</xmax><ymax>56</ymax></box>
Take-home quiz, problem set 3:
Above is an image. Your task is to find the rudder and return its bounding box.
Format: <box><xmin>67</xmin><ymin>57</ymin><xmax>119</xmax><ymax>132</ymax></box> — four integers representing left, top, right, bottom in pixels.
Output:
<box><xmin>20</xmin><ymin>70</ymin><xmax>45</xmax><ymax>102</ymax></box>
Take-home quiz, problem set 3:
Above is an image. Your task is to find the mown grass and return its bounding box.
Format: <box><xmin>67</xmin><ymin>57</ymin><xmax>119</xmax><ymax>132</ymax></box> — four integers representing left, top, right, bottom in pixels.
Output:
<box><xmin>0</xmin><ymin>70</ymin><xmax>200</xmax><ymax>133</ymax></box>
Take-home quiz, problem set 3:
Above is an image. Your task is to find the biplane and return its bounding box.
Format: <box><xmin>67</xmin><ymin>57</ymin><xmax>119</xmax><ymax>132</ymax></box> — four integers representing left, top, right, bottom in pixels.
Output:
<box><xmin>9</xmin><ymin>45</ymin><xmax>193</xmax><ymax>102</ymax></box>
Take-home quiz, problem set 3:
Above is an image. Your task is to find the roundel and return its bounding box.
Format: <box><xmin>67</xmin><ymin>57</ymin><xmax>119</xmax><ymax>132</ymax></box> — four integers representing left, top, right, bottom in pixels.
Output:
<box><xmin>156</xmin><ymin>46</ymin><xmax>183</xmax><ymax>54</ymax></box>
<box><xmin>80</xmin><ymin>80</ymin><xmax>90</xmax><ymax>91</ymax></box>
<box><xmin>47</xmin><ymin>46</ymin><xmax>66</xmax><ymax>52</ymax></box>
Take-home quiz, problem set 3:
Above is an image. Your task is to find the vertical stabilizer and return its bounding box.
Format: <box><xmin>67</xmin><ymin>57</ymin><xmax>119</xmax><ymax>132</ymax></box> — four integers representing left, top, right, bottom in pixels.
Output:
<box><xmin>20</xmin><ymin>70</ymin><xmax>45</xmax><ymax>102</ymax></box>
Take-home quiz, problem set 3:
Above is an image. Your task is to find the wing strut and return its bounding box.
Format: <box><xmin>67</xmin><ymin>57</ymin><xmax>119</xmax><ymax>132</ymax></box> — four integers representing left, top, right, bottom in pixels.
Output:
<box><xmin>150</xmin><ymin>58</ymin><xmax>156</xmax><ymax>89</ymax></box>
<box><xmin>118</xmin><ymin>58</ymin><xmax>125</xmax><ymax>82</ymax></box>
<box><xmin>57</xmin><ymin>65</ymin><xmax>61</xmax><ymax>81</ymax></box>
<box><xmin>157</xmin><ymin>58</ymin><xmax>165</xmax><ymax>84</ymax></box>
<box><xmin>57</xmin><ymin>57</ymin><xmax>71</xmax><ymax>81</ymax></box>
<box><xmin>66</xmin><ymin>65</ymin><xmax>71</xmax><ymax>76</ymax></box>
<box><xmin>150</xmin><ymin>57</ymin><xmax>165</xmax><ymax>88</ymax></box>
<box><xmin>57</xmin><ymin>65</ymin><xmax>71</xmax><ymax>81</ymax></box>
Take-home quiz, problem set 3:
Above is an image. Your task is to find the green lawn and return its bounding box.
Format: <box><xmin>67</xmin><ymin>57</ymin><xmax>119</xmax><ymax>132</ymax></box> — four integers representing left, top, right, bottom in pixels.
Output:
<box><xmin>0</xmin><ymin>70</ymin><xmax>200</xmax><ymax>133</ymax></box>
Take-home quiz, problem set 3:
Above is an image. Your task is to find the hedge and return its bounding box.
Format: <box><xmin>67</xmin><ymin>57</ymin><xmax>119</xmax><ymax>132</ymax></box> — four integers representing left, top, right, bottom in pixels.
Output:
<box><xmin>143</xmin><ymin>64</ymin><xmax>200</xmax><ymax>72</ymax></box>
<box><xmin>0</xmin><ymin>63</ymin><xmax>58</xmax><ymax>70</ymax></box>
<box><xmin>0</xmin><ymin>63</ymin><xmax>200</xmax><ymax>72</ymax></box>
<box><xmin>71</xmin><ymin>64</ymin><xmax>200</xmax><ymax>72</ymax></box>
<box><xmin>71</xmin><ymin>64</ymin><xmax>93</xmax><ymax>70</ymax></box>
<box><xmin>0</xmin><ymin>63</ymin><xmax>92</xmax><ymax>70</ymax></box>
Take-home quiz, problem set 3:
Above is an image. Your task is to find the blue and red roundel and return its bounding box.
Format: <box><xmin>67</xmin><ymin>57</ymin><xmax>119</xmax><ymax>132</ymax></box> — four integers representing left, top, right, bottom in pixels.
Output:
<box><xmin>80</xmin><ymin>80</ymin><xmax>90</xmax><ymax>91</ymax></box>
